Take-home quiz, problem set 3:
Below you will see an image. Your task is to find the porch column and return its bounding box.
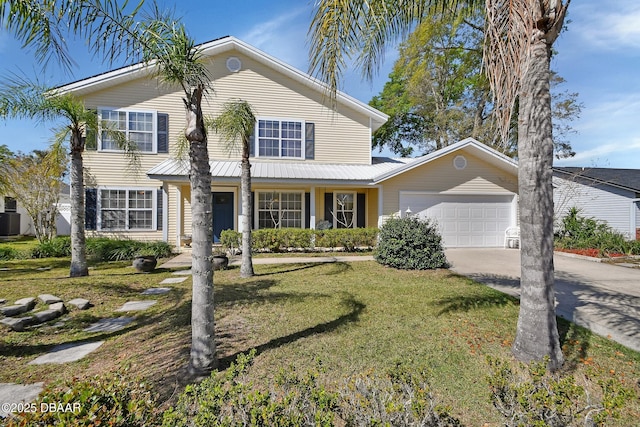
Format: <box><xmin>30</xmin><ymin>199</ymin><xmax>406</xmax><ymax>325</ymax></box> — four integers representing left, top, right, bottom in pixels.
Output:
<box><xmin>175</xmin><ymin>185</ymin><xmax>182</xmax><ymax>250</ymax></box>
<box><xmin>376</xmin><ymin>185</ymin><xmax>384</xmax><ymax>227</ymax></box>
<box><xmin>237</xmin><ymin>187</ymin><xmax>244</xmax><ymax>232</ymax></box>
<box><xmin>310</xmin><ymin>186</ymin><xmax>316</xmax><ymax>229</ymax></box>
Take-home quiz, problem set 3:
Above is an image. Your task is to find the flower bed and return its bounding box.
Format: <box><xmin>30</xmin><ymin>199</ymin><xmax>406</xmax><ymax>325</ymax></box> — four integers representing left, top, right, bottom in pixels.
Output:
<box><xmin>555</xmin><ymin>248</ymin><xmax>625</xmax><ymax>258</ymax></box>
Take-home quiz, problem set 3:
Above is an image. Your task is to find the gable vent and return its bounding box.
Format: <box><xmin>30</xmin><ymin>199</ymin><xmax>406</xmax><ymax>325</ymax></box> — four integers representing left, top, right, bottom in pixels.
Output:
<box><xmin>226</xmin><ymin>57</ymin><xmax>242</xmax><ymax>72</ymax></box>
<box><xmin>453</xmin><ymin>155</ymin><xmax>467</xmax><ymax>170</ymax></box>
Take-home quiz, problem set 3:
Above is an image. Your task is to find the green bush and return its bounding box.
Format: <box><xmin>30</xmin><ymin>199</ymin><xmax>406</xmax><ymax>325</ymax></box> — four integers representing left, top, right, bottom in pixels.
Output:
<box><xmin>0</xmin><ymin>246</ymin><xmax>19</xmax><ymax>260</ymax></box>
<box><xmin>375</xmin><ymin>216</ymin><xmax>447</xmax><ymax>270</ymax></box>
<box><xmin>163</xmin><ymin>351</ymin><xmax>460</xmax><ymax>427</ymax></box>
<box><xmin>30</xmin><ymin>236</ymin><xmax>72</xmax><ymax>258</ymax></box>
<box><xmin>220</xmin><ymin>229</ymin><xmax>241</xmax><ymax>252</ymax></box>
<box><xmin>486</xmin><ymin>356</ymin><xmax>635</xmax><ymax>426</ymax></box>
<box><xmin>85</xmin><ymin>238</ymin><xmax>173</xmax><ymax>261</ymax></box>
<box><xmin>6</xmin><ymin>373</ymin><xmax>159</xmax><ymax>427</ymax></box>
<box><xmin>555</xmin><ymin>208</ymin><xmax>635</xmax><ymax>255</ymax></box>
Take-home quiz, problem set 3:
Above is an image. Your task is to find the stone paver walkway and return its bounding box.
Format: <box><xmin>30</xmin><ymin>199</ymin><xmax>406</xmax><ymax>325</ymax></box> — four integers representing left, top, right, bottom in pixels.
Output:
<box><xmin>29</xmin><ymin>341</ymin><xmax>105</xmax><ymax>365</ymax></box>
<box><xmin>141</xmin><ymin>287</ymin><xmax>172</xmax><ymax>295</ymax></box>
<box><xmin>0</xmin><ymin>382</ymin><xmax>44</xmax><ymax>417</ymax></box>
<box><xmin>115</xmin><ymin>300</ymin><xmax>157</xmax><ymax>312</ymax></box>
<box><xmin>160</xmin><ymin>277</ymin><xmax>187</xmax><ymax>284</ymax></box>
<box><xmin>84</xmin><ymin>317</ymin><xmax>135</xmax><ymax>333</ymax></box>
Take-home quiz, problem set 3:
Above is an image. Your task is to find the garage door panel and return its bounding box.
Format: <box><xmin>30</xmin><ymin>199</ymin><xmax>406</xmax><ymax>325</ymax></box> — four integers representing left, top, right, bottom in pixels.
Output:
<box><xmin>399</xmin><ymin>193</ymin><xmax>515</xmax><ymax>247</ymax></box>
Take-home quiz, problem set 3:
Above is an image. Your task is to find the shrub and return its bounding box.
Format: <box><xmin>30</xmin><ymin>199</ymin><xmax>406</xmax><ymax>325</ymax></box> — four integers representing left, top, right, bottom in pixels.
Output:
<box><xmin>486</xmin><ymin>356</ymin><xmax>635</xmax><ymax>426</ymax></box>
<box><xmin>30</xmin><ymin>236</ymin><xmax>71</xmax><ymax>258</ymax></box>
<box><xmin>220</xmin><ymin>229</ymin><xmax>241</xmax><ymax>252</ymax></box>
<box><xmin>0</xmin><ymin>246</ymin><xmax>19</xmax><ymax>260</ymax></box>
<box><xmin>85</xmin><ymin>238</ymin><xmax>173</xmax><ymax>261</ymax></box>
<box><xmin>163</xmin><ymin>351</ymin><xmax>460</xmax><ymax>427</ymax></box>
<box><xmin>375</xmin><ymin>216</ymin><xmax>448</xmax><ymax>269</ymax></box>
<box><xmin>5</xmin><ymin>373</ymin><xmax>159</xmax><ymax>427</ymax></box>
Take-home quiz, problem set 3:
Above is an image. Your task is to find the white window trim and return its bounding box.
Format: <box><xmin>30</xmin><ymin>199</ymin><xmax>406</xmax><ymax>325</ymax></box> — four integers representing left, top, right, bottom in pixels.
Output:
<box><xmin>333</xmin><ymin>191</ymin><xmax>357</xmax><ymax>229</ymax></box>
<box><xmin>98</xmin><ymin>107</ymin><xmax>158</xmax><ymax>154</ymax></box>
<box><xmin>255</xmin><ymin>117</ymin><xmax>306</xmax><ymax>159</ymax></box>
<box><xmin>254</xmin><ymin>190</ymin><xmax>306</xmax><ymax>229</ymax></box>
<box><xmin>97</xmin><ymin>187</ymin><xmax>157</xmax><ymax>231</ymax></box>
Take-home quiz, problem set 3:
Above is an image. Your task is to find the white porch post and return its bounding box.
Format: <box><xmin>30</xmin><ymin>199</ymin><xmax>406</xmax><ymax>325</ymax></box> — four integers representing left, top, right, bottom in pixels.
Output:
<box><xmin>310</xmin><ymin>186</ymin><xmax>316</xmax><ymax>229</ymax></box>
<box><xmin>162</xmin><ymin>184</ymin><xmax>168</xmax><ymax>242</ymax></box>
<box><xmin>238</xmin><ymin>186</ymin><xmax>244</xmax><ymax>232</ymax></box>
<box><xmin>376</xmin><ymin>185</ymin><xmax>384</xmax><ymax>227</ymax></box>
<box><xmin>176</xmin><ymin>185</ymin><xmax>182</xmax><ymax>250</ymax></box>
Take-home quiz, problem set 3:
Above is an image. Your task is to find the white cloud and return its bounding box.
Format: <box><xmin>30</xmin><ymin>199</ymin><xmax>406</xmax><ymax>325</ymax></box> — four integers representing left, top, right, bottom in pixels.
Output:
<box><xmin>557</xmin><ymin>138</ymin><xmax>640</xmax><ymax>165</ymax></box>
<box><xmin>571</xmin><ymin>0</ymin><xmax>640</xmax><ymax>50</ymax></box>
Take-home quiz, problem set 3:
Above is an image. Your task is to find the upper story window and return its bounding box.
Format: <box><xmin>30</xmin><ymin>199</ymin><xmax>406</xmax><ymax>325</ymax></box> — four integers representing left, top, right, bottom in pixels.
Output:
<box><xmin>98</xmin><ymin>109</ymin><xmax>167</xmax><ymax>153</ymax></box>
<box><xmin>257</xmin><ymin>118</ymin><xmax>304</xmax><ymax>159</ymax></box>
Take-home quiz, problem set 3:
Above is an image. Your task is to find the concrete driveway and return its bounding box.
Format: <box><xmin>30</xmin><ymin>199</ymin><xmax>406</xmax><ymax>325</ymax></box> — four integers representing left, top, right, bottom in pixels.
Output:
<box><xmin>445</xmin><ymin>248</ymin><xmax>640</xmax><ymax>353</ymax></box>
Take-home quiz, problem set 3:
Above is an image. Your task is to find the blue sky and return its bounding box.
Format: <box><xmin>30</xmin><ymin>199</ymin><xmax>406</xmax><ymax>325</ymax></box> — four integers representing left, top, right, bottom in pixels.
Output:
<box><xmin>0</xmin><ymin>0</ymin><xmax>639</xmax><ymax>167</ymax></box>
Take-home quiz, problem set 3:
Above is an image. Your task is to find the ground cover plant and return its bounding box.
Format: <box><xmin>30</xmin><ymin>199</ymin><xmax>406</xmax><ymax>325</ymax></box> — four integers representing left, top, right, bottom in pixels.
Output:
<box><xmin>1</xmin><ymin>257</ymin><xmax>638</xmax><ymax>425</ymax></box>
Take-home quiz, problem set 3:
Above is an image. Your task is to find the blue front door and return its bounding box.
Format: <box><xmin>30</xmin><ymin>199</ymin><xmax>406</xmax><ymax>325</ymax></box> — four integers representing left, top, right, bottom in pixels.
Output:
<box><xmin>212</xmin><ymin>192</ymin><xmax>234</xmax><ymax>243</ymax></box>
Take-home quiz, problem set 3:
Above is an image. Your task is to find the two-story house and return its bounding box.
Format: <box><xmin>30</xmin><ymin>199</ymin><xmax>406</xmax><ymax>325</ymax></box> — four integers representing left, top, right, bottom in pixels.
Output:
<box><xmin>59</xmin><ymin>36</ymin><xmax>518</xmax><ymax>248</ymax></box>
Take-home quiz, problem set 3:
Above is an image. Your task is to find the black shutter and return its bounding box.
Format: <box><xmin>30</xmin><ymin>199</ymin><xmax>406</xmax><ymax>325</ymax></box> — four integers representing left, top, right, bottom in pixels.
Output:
<box><xmin>157</xmin><ymin>189</ymin><xmax>164</xmax><ymax>231</ymax></box>
<box><xmin>324</xmin><ymin>192</ymin><xmax>333</xmax><ymax>223</ymax></box>
<box><xmin>249</xmin><ymin>130</ymin><xmax>255</xmax><ymax>157</ymax></box>
<box><xmin>251</xmin><ymin>192</ymin><xmax>255</xmax><ymax>229</ymax></box>
<box><xmin>305</xmin><ymin>193</ymin><xmax>311</xmax><ymax>228</ymax></box>
<box><xmin>157</xmin><ymin>113</ymin><xmax>169</xmax><ymax>153</ymax></box>
<box><xmin>85</xmin><ymin>110</ymin><xmax>98</xmax><ymax>150</ymax></box>
<box><xmin>357</xmin><ymin>193</ymin><xmax>366</xmax><ymax>228</ymax></box>
<box><xmin>305</xmin><ymin>122</ymin><xmax>315</xmax><ymax>160</ymax></box>
<box><xmin>85</xmin><ymin>188</ymin><xmax>97</xmax><ymax>230</ymax></box>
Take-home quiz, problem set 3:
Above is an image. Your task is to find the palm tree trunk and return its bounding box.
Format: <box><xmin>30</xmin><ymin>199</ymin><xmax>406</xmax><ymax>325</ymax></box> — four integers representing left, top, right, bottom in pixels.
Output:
<box><xmin>69</xmin><ymin>132</ymin><xmax>88</xmax><ymax>277</ymax></box>
<box><xmin>240</xmin><ymin>137</ymin><xmax>254</xmax><ymax>278</ymax></box>
<box><xmin>186</xmin><ymin>86</ymin><xmax>217</xmax><ymax>375</ymax></box>
<box><xmin>512</xmin><ymin>37</ymin><xmax>563</xmax><ymax>370</ymax></box>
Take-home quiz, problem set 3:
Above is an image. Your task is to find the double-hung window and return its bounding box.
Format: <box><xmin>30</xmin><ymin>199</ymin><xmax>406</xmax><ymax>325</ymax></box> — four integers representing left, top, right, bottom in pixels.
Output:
<box><xmin>257</xmin><ymin>191</ymin><xmax>303</xmax><ymax>229</ymax></box>
<box><xmin>99</xmin><ymin>188</ymin><xmax>155</xmax><ymax>231</ymax></box>
<box><xmin>99</xmin><ymin>108</ymin><xmax>156</xmax><ymax>153</ymax></box>
<box><xmin>257</xmin><ymin>118</ymin><xmax>304</xmax><ymax>158</ymax></box>
<box><xmin>333</xmin><ymin>192</ymin><xmax>356</xmax><ymax>229</ymax></box>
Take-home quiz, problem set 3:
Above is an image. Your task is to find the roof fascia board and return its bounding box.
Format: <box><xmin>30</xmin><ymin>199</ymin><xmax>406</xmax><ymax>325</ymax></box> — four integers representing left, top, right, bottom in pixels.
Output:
<box><xmin>374</xmin><ymin>138</ymin><xmax>517</xmax><ymax>183</ymax></box>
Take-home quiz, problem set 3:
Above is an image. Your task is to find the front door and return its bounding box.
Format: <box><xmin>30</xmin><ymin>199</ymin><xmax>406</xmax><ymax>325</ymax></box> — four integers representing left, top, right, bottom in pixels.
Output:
<box><xmin>212</xmin><ymin>192</ymin><xmax>234</xmax><ymax>243</ymax></box>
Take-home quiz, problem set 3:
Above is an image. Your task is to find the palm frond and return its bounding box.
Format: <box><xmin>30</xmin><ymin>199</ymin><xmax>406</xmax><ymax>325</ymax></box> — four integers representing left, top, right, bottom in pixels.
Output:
<box><xmin>210</xmin><ymin>99</ymin><xmax>256</xmax><ymax>155</ymax></box>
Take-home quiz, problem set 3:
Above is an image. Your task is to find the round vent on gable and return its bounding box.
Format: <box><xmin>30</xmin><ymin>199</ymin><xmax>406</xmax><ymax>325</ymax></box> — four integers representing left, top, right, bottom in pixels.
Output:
<box><xmin>453</xmin><ymin>155</ymin><xmax>467</xmax><ymax>170</ymax></box>
<box><xmin>226</xmin><ymin>57</ymin><xmax>242</xmax><ymax>73</ymax></box>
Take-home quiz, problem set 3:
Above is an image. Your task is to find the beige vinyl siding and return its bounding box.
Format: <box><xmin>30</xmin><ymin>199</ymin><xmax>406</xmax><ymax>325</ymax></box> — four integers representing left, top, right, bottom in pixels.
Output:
<box><xmin>81</xmin><ymin>52</ymin><xmax>373</xmax><ymax>169</ymax></box>
<box><xmin>382</xmin><ymin>151</ymin><xmax>518</xmax><ymax>216</ymax></box>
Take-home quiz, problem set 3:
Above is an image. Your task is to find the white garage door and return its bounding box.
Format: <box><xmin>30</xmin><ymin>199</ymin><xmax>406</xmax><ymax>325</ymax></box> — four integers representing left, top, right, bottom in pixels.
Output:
<box><xmin>399</xmin><ymin>193</ymin><xmax>515</xmax><ymax>247</ymax></box>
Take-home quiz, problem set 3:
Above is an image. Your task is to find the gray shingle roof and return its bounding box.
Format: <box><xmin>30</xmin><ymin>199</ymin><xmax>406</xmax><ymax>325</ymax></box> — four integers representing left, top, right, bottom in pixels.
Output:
<box><xmin>554</xmin><ymin>167</ymin><xmax>640</xmax><ymax>193</ymax></box>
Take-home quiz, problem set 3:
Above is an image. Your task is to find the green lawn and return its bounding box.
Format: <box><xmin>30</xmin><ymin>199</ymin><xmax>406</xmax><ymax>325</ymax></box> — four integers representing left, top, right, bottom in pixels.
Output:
<box><xmin>1</xmin><ymin>257</ymin><xmax>638</xmax><ymax>425</ymax></box>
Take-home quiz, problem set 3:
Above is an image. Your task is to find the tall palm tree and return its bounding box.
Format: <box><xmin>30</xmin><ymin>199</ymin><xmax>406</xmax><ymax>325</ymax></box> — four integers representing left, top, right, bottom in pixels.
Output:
<box><xmin>0</xmin><ymin>80</ymin><xmax>133</xmax><ymax>277</ymax></box>
<box><xmin>309</xmin><ymin>0</ymin><xmax>569</xmax><ymax>370</ymax></box>
<box><xmin>211</xmin><ymin>99</ymin><xmax>257</xmax><ymax>278</ymax></box>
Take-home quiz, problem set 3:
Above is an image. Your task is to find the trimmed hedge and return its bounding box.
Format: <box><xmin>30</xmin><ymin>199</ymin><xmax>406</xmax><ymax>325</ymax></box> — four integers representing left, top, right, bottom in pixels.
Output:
<box><xmin>220</xmin><ymin>228</ymin><xmax>378</xmax><ymax>253</ymax></box>
<box><xmin>375</xmin><ymin>216</ymin><xmax>448</xmax><ymax>270</ymax></box>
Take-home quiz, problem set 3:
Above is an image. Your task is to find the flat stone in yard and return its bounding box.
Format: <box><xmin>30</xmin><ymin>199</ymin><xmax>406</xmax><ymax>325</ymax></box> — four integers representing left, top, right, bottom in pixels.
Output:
<box><xmin>38</xmin><ymin>294</ymin><xmax>62</xmax><ymax>304</ymax></box>
<box><xmin>49</xmin><ymin>302</ymin><xmax>66</xmax><ymax>314</ymax></box>
<box><xmin>0</xmin><ymin>304</ymin><xmax>33</xmax><ymax>317</ymax></box>
<box><xmin>14</xmin><ymin>297</ymin><xmax>36</xmax><ymax>307</ymax></box>
<box><xmin>67</xmin><ymin>298</ymin><xmax>91</xmax><ymax>310</ymax></box>
<box><xmin>160</xmin><ymin>277</ymin><xmax>187</xmax><ymax>284</ymax></box>
<box><xmin>28</xmin><ymin>341</ymin><xmax>104</xmax><ymax>365</ymax></box>
<box><xmin>33</xmin><ymin>309</ymin><xmax>60</xmax><ymax>323</ymax></box>
<box><xmin>172</xmin><ymin>269</ymin><xmax>192</xmax><ymax>276</ymax></box>
<box><xmin>0</xmin><ymin>316</ymin><xmax>33</xmax><ymax>332</ymax></box>
<box><xmin>115</xmin><ymin>300</ymin><xmax>157</xmax><ymax>312</ymax></box>
<box><xmin>84</xmin><ymin>317</ymin><xmax>134</xmax><ymax>333</ymax></box>
<box><xmin>0</xmin><ymin>382</ymin><xmax>44</xmax><ymax>417</ymax></box>
<box><xmin>141</xmin><ymin>287</ymin><xmax>172</xmax><ymax>295</ymax></box>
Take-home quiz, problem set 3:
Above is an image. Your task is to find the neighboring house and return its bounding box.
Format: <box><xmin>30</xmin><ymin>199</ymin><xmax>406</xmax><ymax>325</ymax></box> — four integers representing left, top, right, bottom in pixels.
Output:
<box><xmin>58</xmin><ymin>36</ymin><xmax>519</xmax><ymax>248</ymax></box>
<box><xmin>0</xmin><ymin>196</ymin><xmax>31</xmax><ymax>236</ymax></box>
<box><xmin>554</xmin><ymin>167</ymin><xmax>640</xmax><ymax>240</ymax></box>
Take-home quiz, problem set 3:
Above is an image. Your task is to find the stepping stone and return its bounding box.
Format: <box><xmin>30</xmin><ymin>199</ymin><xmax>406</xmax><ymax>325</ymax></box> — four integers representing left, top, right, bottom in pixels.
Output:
<box><xmin>39</xmin><ymin>294</ymin><xmax>62</xmax><ymax>304</ymax></box>
<box><xmin>33</xmin><ymin>309</ymin><xmax>61</xmax><ymax>323</ymax></box>
<box><xmin>160</xmin><ymin>277</ymin><xmax>187</xmax><ymax>284</ymax></box>
<box><xmin>115</xmin><ymin>300</ymin><xmax>157</xmax><ymax>312</ymax></box>
<box><xmin>68</xmin><ymin>298</ymin><xmax>91</xmax><ymax>310</ymax></box>
<box><xmin>141</xmin><ymin>287</ymin><xmax>172</xmax><ymax>295</ymax></box>
<box><xmin>0</xmin><ymin>382</ymin><xmax>44</xmax><ymax>417</ymax></box>
<box><xmin>172</xmin><ymin>269</ymin><xmax>192</xmax><ymax>276</ymax></box>
<box><xmin>1</xmin><ymin>304</ymin><xmax>33</xmax><ymax>317</ymax></box>
<box><xmin>28</xmin><ymin>341</ymin><xmax>104</xmax><ymax>365</ymax></box>
<box><xmin>15</xmin><ymin>297</ymin><xmax>36</xmax><ymax>307</ymax></box>
<box><xmin>49</xmin><ymin>302</ymin><xmax>66</xmax><ymax>314</ymax></box>
<box><xmin>84</xmin><ymin>317</ymin><xmax>134</xmax><ymax>333</ymax></box>
<box><xmin>1</xmin><ymin>316</ymin><xmax>33</xmax><ymax>332</ymax></box>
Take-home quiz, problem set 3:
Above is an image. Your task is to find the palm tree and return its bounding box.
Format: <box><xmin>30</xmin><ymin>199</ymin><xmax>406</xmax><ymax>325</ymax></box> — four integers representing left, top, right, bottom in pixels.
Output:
<box><xmin>309</xmin><ymin>0</ymin><xmax>569</xmax><ymax>370</ymax></box>
<box><xmin>0</xmin><ymin>79</ymin><xmax>133</xmax><ymax>277</ymax></box>
<box><xmin>211</xmin><ymin>99</ymin><xmax>257</xmax><ymax>278</ymax></box>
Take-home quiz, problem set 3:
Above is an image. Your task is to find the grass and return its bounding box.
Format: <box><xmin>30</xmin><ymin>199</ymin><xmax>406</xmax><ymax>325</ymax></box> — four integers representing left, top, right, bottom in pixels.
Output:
<box><xmin>1</xmin><ymin>257</ymin><xmax>639</xmax><ymax>425</ymax></box>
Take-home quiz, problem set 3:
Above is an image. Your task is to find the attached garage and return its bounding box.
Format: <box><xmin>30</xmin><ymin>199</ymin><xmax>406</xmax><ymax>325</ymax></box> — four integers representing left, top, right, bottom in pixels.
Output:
<box><xmin>399</xmin><ymin>192</ymin><xmax>516</xmax><ymax>247</ymax></box>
